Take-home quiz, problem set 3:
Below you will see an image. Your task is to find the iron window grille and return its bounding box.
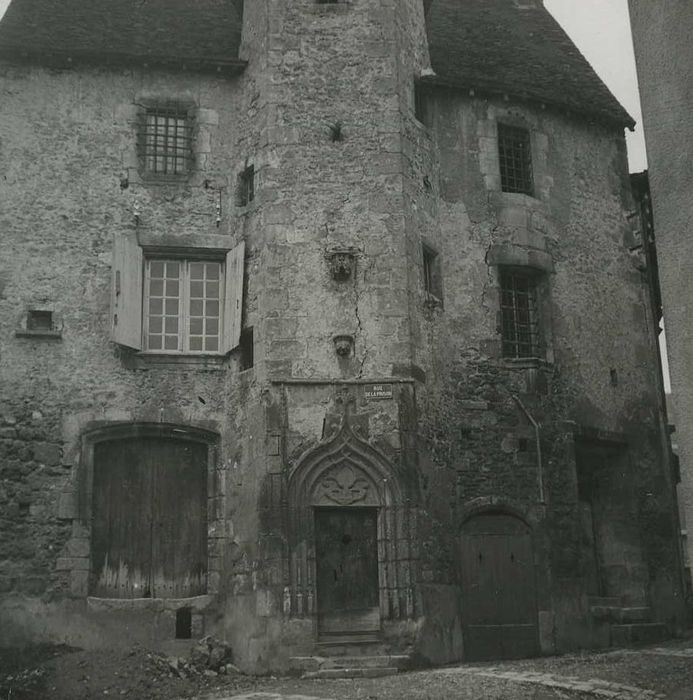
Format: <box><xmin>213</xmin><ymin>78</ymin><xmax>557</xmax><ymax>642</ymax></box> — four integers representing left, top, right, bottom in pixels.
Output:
<box><xmin>498</xmin><ymin>123</ymin><xmax>533</xmax><ymax>196</ymax></box>
<box><xmin>138</xmin><ymin>106</ymin><xmax>193</xmax><ymax>176</ymax></box>
<box><xmin>144</xmin><ymin>258</ymin><xmax>224</xmax><ymax>353</ymax></box>
<box><xmin>500</xmin><ymin>269</ymin><xmax>541</xmax><ymax>358</ymax></box>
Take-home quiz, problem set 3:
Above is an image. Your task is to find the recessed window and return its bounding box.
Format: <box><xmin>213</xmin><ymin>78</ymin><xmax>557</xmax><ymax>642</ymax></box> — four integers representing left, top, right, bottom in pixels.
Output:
<box><xmin>27</xmin><ymin>310</ymin><xmax>53</xmax><ymax>331</ymax></box>
<box><xmin>237</xmin><ymin>165</ymin><xmax>255</xmax><ymax>207</ymax></box>
<box><xmin>144</xmin><ymin>259</ymin><xmax>223</xmax><ymax>354</ymax></box>
<box><xmin>500</xmin><ymin>269</ymin><xmax>541</xmax><ymax>358</ymax></box>
<box><xmin>498</xmin><ymin>123</ymin><xmax>533</xmax><ymax>196</ymax></box>
<box><xmin>422</xmin><ymin>243</ymin><xmax>443</xmax><ymax>303</ymax></box>
<box><xmin>138</xmin><ymin>106</ymin><xmax>193</xmax><ymax>176</ymax></box>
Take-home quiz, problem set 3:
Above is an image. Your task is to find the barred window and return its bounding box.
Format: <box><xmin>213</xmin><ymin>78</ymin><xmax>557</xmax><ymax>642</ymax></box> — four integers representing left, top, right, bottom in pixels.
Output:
<box><xmin>498</xmin><ymin>123</ymin><xmax>533</xmax><ymax>196</ymax></box>
<box><xmin>500</xmin><ymin>269</ymin><xmax>541</xmax><ymax>358</ymax></box>
<box><xmin>139</xmin><ymin>107</ymin><xmax>193</xmax><ymax>176</ymax></box>
<box><xmin>144</xmin><ymin>259</ymin><xmax>223</xmax><ymax>353</ymax></box>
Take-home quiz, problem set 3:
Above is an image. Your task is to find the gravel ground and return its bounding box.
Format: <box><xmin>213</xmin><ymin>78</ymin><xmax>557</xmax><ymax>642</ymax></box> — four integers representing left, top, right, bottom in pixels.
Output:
<box><xmin>203</xmin><ymin>641</ymin><xmax>693</xmax><ymax>700</ymax></box>
<box><xmin>206</xmin><ymin>672</ymin><xmax>584</xmax><ymax>700</ymax></box>
<box><xmin>3</xmin><ymin>639</ymin><xmax>692</xmax><ymax>700</ymax></box>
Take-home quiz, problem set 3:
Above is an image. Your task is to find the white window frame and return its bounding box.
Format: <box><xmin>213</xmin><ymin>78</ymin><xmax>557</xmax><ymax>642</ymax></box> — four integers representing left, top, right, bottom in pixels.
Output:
<box><xmin>143</xmin><ymin>257</ymin><xmax>225</xmax><ymax>355</ymax></box>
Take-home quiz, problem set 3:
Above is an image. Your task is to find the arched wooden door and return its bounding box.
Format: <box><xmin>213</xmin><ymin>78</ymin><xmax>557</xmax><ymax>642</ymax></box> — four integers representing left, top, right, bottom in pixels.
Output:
<box><xmin>460</xmin><ymin>513</ymin><xmax>538</xmax><ymax>660</ymax></box>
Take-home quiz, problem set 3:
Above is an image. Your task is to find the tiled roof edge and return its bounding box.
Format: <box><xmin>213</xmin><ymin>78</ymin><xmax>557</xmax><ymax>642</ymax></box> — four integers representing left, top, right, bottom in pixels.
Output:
<box><xmin>419</xmin><ymin>75</ymin><xmax>635</xmax><ymax>131</ymax></box>
<box><xmin>0</xmin><ymin>46</ymin><xmax>248</xmax><ymax>76</ymax></box>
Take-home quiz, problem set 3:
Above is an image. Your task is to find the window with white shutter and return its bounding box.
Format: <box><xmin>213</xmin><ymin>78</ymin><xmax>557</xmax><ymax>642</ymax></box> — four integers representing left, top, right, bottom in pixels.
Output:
<box><xmin>111</xmin><ymin>237</ymin><xmax>245</xmax><ymax>355</ymax></box>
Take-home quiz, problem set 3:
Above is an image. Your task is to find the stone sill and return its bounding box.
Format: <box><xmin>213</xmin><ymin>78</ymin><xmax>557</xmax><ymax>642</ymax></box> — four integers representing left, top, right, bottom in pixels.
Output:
<box><xmin>87</xmin><ymin>594</ymin><xmax>213</xmax><ymax>612</ymax></box>
<box><xmin>15</xmin><ymin>329</ymin><xmax>62</xmax><ymax>339</ymax></box>
<box><xmin>129</xmin><ymin>353</ymin><xmax>227</xmax><ymax>370</ymax></box>
<box><xmin>502</xmin><ymin>357</ymin><xmax>553</xmax><ymax>371</ymax></box>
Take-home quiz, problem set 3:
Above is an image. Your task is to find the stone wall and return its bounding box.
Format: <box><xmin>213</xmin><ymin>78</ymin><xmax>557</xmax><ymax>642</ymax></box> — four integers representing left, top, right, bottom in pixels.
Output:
<box><xmin>630</xmin><ymin>0</ymin><xmax>693</xmax><ymax>594</ymax></box>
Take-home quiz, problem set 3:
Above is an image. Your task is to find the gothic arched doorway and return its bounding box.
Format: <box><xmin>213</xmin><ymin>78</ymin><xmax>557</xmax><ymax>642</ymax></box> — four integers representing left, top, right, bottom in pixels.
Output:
<box><xmin>286</xmin><ymin>415</ymin><xmax>415</xmax><ymax>638</ymax></box>
<box><xmin>460</xmin><ymin>511</ymin><xmax>538</xmax><ymax>660</ymax></box>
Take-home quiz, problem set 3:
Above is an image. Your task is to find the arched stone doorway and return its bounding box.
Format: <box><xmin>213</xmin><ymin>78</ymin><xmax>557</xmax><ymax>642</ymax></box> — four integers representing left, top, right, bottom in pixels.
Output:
<box><xmin>81</xmin><ymin>423</ymin><xmax>218</xmax><ymax>600</ymax></box>
<box><xmin>286</xmin><ymin>415</ymin><xmax>415</xmax><ymax>638</ymax></box>
<box><xmin>459</xmin><ymin>511</ymin><xmax>538</xmax><ymax>660</ymax></box>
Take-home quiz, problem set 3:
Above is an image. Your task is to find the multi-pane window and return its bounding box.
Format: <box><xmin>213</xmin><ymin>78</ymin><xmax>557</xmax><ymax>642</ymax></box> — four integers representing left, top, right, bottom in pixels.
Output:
<box><xmin>139</xmin><ymin>107</ymin><xmax>192</xmax><ymax>176</ymax></box>
<box><xmin>500</xmin><ymin>269</ymin><xmax>541</xmax><ymax>358</ymax></box>
<box><xmin>498</xmin><ymin>123</ymin><xmax>533</xmax><ymax>196</ymax></box>
<box><xmin>144</xmin><ymin>259</ymin><xmax>223</xmax><ymax>353</ymax></box>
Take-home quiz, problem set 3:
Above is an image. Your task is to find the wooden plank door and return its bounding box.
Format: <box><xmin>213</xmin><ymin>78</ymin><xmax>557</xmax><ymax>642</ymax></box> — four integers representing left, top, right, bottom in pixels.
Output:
<box><xmin>91</xmin><ymin>436</ymin><xmax>207</xmax><ymax>599</ymax></box>
<box><xmin>315</xmin><ymin>508</ymin><xmax>380</xmax><ymax>635</ymax></box>
<box><xmin>92</xmin><ymin>439</ymin><xmax>154</xmax><ymax>598</ymax></box>
<box><xmin>151</xmin><ymin>440</ymin><xmax>208</xmax><ymax>597</ymax></box>
<box><xmin>460</xmin><ymin>514</ymin><xmax>538</xmax><ymax>660</ymax></box>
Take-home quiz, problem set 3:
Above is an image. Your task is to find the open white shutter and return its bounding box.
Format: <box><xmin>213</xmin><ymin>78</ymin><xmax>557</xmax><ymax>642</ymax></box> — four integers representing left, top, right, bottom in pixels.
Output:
<box><xmin>111</xmin><ymin>232</ymin><xmax>143</xmax><ymax>350</ymax></box>
<box><xmin>222</xmin><ymin>240</ymin><xmax>245</xmax><ymax>353</ymax></box>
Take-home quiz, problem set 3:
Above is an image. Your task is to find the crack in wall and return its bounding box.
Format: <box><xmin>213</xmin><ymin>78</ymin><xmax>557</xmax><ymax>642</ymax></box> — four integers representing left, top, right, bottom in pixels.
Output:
<box><xmin>354</xmin><ymin>255</ymin><xmax>376</xmax><ymax>378</ymax></box>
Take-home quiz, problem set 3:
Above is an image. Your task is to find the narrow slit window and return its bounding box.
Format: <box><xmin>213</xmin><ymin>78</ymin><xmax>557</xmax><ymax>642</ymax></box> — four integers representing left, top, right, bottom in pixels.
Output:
<box><xmin>139</xmin><ymin>106</ymin><xmax>192</xmax><ymax>176</ymax></box>
<box><xmin>414</xmin><ymin>82</ymin><xmax>429</xmax><ymax>126</ymax></box>
<box><xmin>237</xmin><ymin>165</ymin><xmax>255</xmax><ymax>207</ymax></box>
<box><xmin>500</xmin><ymin>269</ymin><xmax>541</xmax><ymax>358</ymax></box>
<box><xmin>498</xmin><ymin>123</ymin><xmax>533</xmax><ymax>196</ymax></box>
<box><xmin>422</xmin><ymin>243</ymin><xmax>443</xmax><ymax>303</ymax></box>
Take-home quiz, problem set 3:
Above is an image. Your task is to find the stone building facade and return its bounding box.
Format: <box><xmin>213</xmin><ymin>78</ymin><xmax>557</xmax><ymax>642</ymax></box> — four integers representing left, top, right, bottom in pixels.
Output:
<box><xmin>0</xmin><ymin>0</ymin><xmax>685</xmax><ymax>670</ymax></box>
<box><xmin>629</xmin><ymin>0</ymin><xmax>693</xmax><ymax>604</ymax></box>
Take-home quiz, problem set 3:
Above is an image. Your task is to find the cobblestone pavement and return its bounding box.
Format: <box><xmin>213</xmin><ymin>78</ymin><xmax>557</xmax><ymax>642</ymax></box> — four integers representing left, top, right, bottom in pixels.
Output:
<box><xmin>205</xmin><ymin>642</ymin><xmax>693</xmax><ymax>700</ymax></box>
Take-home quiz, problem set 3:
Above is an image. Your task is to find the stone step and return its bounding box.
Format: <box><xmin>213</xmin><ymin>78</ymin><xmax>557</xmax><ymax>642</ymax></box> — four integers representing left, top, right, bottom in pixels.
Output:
<box><xmin>290</xmin><ymin>654</ymin><xmax>411</xmax><ymax>673</ymax></box>
<box><xmin>315</xmin><ymin>637</ymin><xmax>389</xmax><ymax>657</ymax></box>
<box><xmin>588</xmin><ymin>595</ymin><xmax>622</xmax><ymax>607</ymax></box>
<box><xmin>610</xmin><ymin>622</ymin><xmax>669</xmax><ymax>647</ymax></box>
<box><xmin>303</xmin><ymin>666</ymin><xmax>399</xmax><ymax>679</ymax></box>
<box><xmin>591</xmin><ymin>606</ymin><xmax>652</xmax><ymax>623</ymax></box>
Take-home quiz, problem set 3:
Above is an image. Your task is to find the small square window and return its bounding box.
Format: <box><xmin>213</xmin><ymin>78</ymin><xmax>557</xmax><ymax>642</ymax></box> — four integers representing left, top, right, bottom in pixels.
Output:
<box><xmin>144</xmin><ymin>258</ymin><xmax>224</xmax><ymax>354</ymax></box>
<box><xmin>27</xmin><ymin>310</ymin><xmax>53</xmax><ymax>331</ymax></box>
<box><xmin>499</xmin><ymin>269</ymin><xmax>541</xmax><ymax>358</ymax></box>
<box><xmin>422</xmin><ymin>243</ymin><xmax>443</xmax><ymax>304</ymax></box>
<box><xmin>498</xmin><ymin>123</ymin><xmax>533</xmax><ymax>196</ymax></box>
<box><xmin>237</xmin><ymin>165</ymin><xmax>255</xmax><ymax>207</ymax></box>
<box><xmin>138</xmin><ymin>106</ymin><xmax>193</xmax><ymax>177</ymax></box>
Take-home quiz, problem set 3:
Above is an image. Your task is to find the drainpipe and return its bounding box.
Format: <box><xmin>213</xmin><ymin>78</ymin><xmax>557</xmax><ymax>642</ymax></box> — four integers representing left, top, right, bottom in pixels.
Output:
<box><xmin>512</xmin><ymin>395</ymin><xmax>545</xmax><ymax>504</ymax></box>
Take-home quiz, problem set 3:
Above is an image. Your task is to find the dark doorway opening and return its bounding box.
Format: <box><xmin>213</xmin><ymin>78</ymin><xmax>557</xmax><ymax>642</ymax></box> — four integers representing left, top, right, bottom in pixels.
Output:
<box><xmin>176</xmin><ymin>607</ymin><xmax>192</xmax><ymax>639</ymax></box>
<box><xmin>314</xmin><ymin>507</ymin><xmax>380</xmax><ymax>637</ymax></box>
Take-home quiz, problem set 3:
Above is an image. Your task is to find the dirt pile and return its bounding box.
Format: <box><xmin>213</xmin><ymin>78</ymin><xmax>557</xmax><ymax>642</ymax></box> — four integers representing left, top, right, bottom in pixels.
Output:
<box><xmin>0</xmin><ymin>640</ymin><xmax>262</xmax><ymax>699</ymax></box>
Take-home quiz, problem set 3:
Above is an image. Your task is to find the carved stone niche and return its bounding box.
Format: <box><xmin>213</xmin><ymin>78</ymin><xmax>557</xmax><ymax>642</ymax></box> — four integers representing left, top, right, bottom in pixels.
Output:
<box><xmin>314</xmin><ymin>463</ymin><xmax>378</xmax><ymax>506</ymax></box>
<box><xmin>333</xmin><ymin>335</ymin><xmax>354</xmax><ymax>358</ymax></box>
<box><xmin>326</xmin><ymin>247</ymin><xmax>357</xmax><ymax>281</ymax></box>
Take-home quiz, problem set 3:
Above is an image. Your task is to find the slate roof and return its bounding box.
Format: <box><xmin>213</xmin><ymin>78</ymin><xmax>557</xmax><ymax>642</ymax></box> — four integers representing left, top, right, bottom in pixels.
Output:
<box><xmin>0</xmin><ymin>0</ymin><xmax>245</xmax><ymax>71</ymax></box>
<box><xmin>425</xmin><ymin>0</ymin><xmax>635</xmax><ymax>129</ymax></box>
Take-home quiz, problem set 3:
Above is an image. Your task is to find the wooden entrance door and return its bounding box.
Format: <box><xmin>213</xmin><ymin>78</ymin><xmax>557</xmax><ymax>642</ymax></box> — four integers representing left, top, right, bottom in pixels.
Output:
<box><xmin>315</xmin><ymin>508</ymin><xmax>380</xmax><ymax>635</ymax></box>
<box><xmin>91</xmin><ymin>436</ymin><xmax>207</xmax><ymax>598</ymax></box>
<box><xmin>460</xmin><ymin>513</ymin><xmax>538</xmax><ymax>660</ymax></box>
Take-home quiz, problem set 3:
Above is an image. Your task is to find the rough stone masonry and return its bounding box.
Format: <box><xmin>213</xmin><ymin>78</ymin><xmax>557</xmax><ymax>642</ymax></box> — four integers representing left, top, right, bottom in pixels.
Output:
<box><xmin>0</xmin><ymin>0</ymin><xmax>686</xmax><ymax>673</ymax></box>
